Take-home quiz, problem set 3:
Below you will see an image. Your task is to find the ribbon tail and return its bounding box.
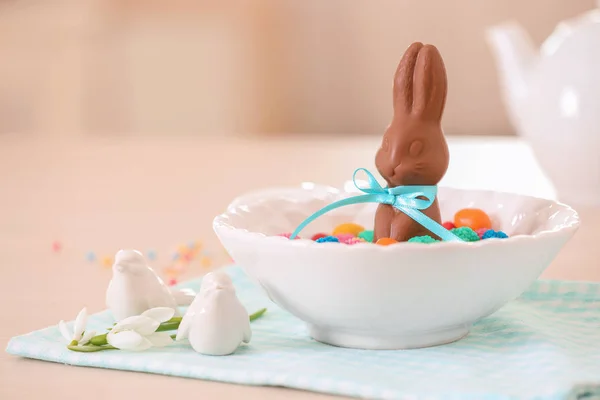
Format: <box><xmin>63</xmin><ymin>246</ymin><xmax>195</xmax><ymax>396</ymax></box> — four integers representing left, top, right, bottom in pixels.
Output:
<box><xmin>400</xmin><ymin>207</ymin><xmax>462</xmax><ymax>242</ymax></box>
<box><xmin>289</xmin><ymin>194</ymin><xmax>382</xmax><ymax>239</ymax></box>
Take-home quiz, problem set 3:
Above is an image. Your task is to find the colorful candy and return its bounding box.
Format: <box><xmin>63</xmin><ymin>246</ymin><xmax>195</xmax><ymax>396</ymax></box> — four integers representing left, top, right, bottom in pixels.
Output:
<box><xmin>311</xmin><ymin>233</ymin><xmax>328</xmax><ymax>241</ymax></box>
<box><xmin>451</xmin><ymin>227</ymin><xmax>480</xmax><ymax>242</ymax></box>
<box><xmin>454</xmin><ymin>208</ymin><xmax>492</xmax><ymax>231</ymax></box>
<box><xmin>376</xmin><ymin>238</ymin><xmax>398</xmax><ymax>246</ymax></box>
<box><xmin>482</xmin><ymin>230</ymin><xmax>508</xmax><ymax>240</ymax></box>
<box><xmin>316</xmin><ymin>236</ymin><xmax>340</xmax><ymax>243</ymax></box>
<box><xmin>335</xmin><ymin>233</ymin><xmax>355</xmax><ymax>243</ymax></box>
<box><xmin>358</xmin><ymin>230</ymin><xmax>374</xmax><ymax>243</ymax></box>
<box><xmin>408</xmin><ymin>235</ymin><xmax>439</xmax><ymax>244</ymax></box>
<box><xmin>475</xmin><ymin>228</ymin><xmax>489</xmax><ymax>238</ymax></box>
<box><xmin>281</xmin><ymin>209</ymin><xmax>506</xmax><ymax>245</ymax></box>
<box><xmin>442</xmin><ymin>221</ymin><xmax>455</xmax><ymax>230</ymax></box>
<box><xmin>344</xmin><ymin>237</ymin><xmax>365</xmax><ymax>245</ymax></box>
<box><xmin>332</xmin><ymin>223</ymin><xmax>365</xmax><ymax>237</ymax></box>
<box><xmin>339</xmin><ymin>235</ymin><xmax>365</xmax><ymax>244</ymax></box>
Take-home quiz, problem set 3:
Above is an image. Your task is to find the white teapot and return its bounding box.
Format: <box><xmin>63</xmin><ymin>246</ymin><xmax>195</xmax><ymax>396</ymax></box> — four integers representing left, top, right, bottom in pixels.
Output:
<box><xmin>486</xmin><ymin>5</ymin><xmax>600</xmax><ymax>206</ymax></box>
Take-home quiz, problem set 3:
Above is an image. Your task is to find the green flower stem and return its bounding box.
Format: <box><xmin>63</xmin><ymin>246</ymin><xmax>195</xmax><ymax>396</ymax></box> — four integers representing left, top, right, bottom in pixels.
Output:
<box><xmin>89</xmin><ymin>334</ymin><xmax>108</xmax><ymax>346</ymax></box>
<box><xmin>67</xmin><ymin>344</ymin><xmax>117</xmax><ymax>352</ymax></box>
<box><xmin>112</xmin><ymin>316</ymin><xmax>182</xmax><ymax>326</ymax></box>
<box><xmin>156</xmin><ymin>321</ymin><xmax>180</xmax><ymax>332</ymax></box>
<box><xmin>249</xmin><ymin>308</ymin><xmax>267</xmax><ymax>321</ymax></box>
<box><xmin>79</xmin><ymin>308</ymin><xmax>267</xmax><ymax>350</ymax></box>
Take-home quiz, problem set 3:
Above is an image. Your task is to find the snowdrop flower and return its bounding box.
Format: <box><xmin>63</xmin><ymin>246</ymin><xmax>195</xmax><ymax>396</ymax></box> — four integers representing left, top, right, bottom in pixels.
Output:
<box><xmin>58</xmin><ymin>307</ymin><xmax>95</xmax><ymax>346</ymax></box>
<box><xmin>107</xmin><ymin>307</ymin><xmax>174</xmax><ymax>351</ymax></box>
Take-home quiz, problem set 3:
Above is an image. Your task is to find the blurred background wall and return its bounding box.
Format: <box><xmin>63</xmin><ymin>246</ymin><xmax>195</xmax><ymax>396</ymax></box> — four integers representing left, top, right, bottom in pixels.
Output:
<box><xmin>0</xmin><ymin>0</ymin><xmax>595</xmax><ymax>137</ymax></box>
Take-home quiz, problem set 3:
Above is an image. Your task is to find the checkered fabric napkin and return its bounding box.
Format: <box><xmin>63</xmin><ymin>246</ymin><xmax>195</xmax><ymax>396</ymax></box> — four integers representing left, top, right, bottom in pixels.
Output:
<box><xmin>6</xmin><ymin>266</ymin><xmax>600</xmax><ymax>400</ymax></box>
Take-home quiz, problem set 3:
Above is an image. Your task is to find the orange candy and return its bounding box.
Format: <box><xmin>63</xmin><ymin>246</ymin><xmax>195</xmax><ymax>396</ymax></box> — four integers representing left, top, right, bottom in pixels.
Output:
<box><xmin>376</xmin><ymin>237</ymin><xmax>398</xmax><ymax>246</ymax></box>
<box><xmin>454</xmin><ymin>208</ymin><xmax>492</xmax><ymax>231</ymax></box>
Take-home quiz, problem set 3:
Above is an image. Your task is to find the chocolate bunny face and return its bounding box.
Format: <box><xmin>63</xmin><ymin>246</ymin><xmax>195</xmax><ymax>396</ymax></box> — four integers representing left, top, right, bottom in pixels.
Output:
<box><xmin>375</xmin><ymin>42</ymin><xmax>449</xmax><ymax>187</ymax></box>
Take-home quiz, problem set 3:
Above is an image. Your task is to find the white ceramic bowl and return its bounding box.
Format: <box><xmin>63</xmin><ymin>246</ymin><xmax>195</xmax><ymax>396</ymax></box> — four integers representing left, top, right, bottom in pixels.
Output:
<box><xmin>213</xmin><ymin>183</ymin><xmax>580</xmax><ymax>350</ymax></box>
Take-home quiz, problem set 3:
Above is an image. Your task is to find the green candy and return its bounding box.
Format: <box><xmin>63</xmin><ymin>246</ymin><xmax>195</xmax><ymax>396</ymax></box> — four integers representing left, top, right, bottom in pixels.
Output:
<box><xmin>408</xmin><ymin>235</ymin><xmax>439</xmax><ymax>244</ymax></box>
<box><xmin>451</xmin><ymin>226</ymin><xmax>480</xmax><ymax>242</ymax></box>
<box><xmin>358</xmin><ymin>230</ymin><xmax>374</xmax><ymax>243</ymax></box>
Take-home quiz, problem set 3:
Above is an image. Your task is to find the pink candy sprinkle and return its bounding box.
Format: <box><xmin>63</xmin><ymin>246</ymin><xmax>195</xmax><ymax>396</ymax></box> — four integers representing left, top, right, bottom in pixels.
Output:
<box><xmin>344</xmin><ymin>237</ymin><xmax>365</xmax><ymax>245</ymax></box>
<box><xmin>335</xmin><ymin>233</ymin><xmax>355</xmax><ymax>242</ymax></box>
<box><xmin>476</xmin><ymin>228</ymin><xmax>489</xmax><ymax>238</ymax></box>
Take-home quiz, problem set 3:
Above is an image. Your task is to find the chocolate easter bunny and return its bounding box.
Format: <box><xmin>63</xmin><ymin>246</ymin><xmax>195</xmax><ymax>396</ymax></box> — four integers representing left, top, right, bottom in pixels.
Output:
<box><xmin>374</xmin><ymin>42</ymin><xmax>450</xmax><ymax>242</ymax></box>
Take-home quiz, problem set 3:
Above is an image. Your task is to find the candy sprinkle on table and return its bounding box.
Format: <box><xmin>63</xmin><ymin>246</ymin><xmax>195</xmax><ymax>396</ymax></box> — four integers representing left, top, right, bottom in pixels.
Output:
<box><xmin>101</xmin><ymin>256</ymin><xmax>113</xmax><ymax>268</ymax></box>
<box><xmin>51</xmin><ymin>241</ymin><xmax>62</xmax><ymax>253</ymax></box>
<box><xmin>146</xmin><ymin>250</ymin><xmax>157</xmax><ymax>260</ymax></box>
<box><xmin>85</xmin><ymin>251</ymin><xmax>96</xmax><ymax>262</ymax></box>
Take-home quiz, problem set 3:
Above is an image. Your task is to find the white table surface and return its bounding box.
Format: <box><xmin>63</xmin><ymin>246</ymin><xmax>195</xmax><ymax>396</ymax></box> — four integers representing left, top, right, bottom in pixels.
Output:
<box><xmin>0</xmin><ymin>133</ymin><xmax>597</xmax><ymax>399</ymax></box>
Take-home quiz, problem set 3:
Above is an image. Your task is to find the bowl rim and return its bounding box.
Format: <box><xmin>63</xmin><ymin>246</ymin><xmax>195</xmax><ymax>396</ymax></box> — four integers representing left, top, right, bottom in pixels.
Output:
<box><xmin>213</xmin><ymin>183</ymin><xmax>581</xmax><ymax>251</ymax></box>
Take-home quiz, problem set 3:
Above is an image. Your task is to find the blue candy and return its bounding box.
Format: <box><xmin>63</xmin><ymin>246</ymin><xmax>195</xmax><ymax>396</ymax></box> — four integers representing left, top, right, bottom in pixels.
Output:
<box><xmin>482</xmin><ymin>230</ymin><xmax>509</xmax><ymax>239</ymax></box>
<box><xmin>316</xmin><ymin>236</ymin><xmax>340</xmax><ymax>243</ymax></box>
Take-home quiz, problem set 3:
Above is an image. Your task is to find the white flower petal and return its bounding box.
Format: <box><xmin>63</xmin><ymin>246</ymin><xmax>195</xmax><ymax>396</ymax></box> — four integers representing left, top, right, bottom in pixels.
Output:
<box><xmin>73</xmin><ymin>307</ymin><xmax>88</xmax><ymax>341</ymax></box>
<box><xmin>113</xmin><ymin>315</ymin><xmax>159</xmax><ymax>335</ymax></box>
<box><xmin>58</xmin><ymin>320</ymin><xmax>72</xmax><ymax>342</ymax></box>
<box><xmin>130</xmin><ymin>336</ymin><xmax>153</xmax><ymax>351</ymax></box>
<box><xmin>79</xmin><ymin>330</ymin><xmax>96</xmax><ymax>346</ymax></box>
<box><xmin>146</xmin><ymin>332</ymin><xmax>173</xmax><ymax>347</ymax></box>
<box><xmin>141</xmin><ymin>307</ymin><xmax>175</xmax><ymax>323</ymax></box>
<box><xmin>113</xmin><ymin>315</ymin><xmax>146</xmax><ymax>332</ymax></box>
<box><xmin>107</xmin><ymin>331</ymin><xmax>143</xmax><ymax>350</ymax></box>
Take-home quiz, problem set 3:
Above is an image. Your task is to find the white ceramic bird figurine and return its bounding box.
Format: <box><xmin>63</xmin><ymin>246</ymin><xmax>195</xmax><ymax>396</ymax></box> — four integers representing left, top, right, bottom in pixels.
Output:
<box><xmin>176</xmin><ymin>270</ymin><xmax>251</xmax><ymax>356</ymax></box>
<box><xmin>106</xmin><ymin>249</ymin><xmax>195</xmax><ymax>321</ymax></box>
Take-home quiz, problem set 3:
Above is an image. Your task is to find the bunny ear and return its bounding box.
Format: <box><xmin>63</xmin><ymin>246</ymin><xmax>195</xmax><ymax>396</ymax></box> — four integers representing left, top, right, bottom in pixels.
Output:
<box><xmin>393</xmin><ymin>42</ymin><xmax>423</xmax><ymax>113</ymax></box>
<box><xmin>412</xmin><ymin>44</ymin><xmax>448</xmax><ymax>121</ymax></box>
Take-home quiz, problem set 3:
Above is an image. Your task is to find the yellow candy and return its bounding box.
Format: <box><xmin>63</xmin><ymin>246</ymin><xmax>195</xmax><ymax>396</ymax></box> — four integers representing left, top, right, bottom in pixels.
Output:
<box><xmin>332</xmin><ymin>223</ymin><xmax>365</xmax><ymax>237</ymax></box>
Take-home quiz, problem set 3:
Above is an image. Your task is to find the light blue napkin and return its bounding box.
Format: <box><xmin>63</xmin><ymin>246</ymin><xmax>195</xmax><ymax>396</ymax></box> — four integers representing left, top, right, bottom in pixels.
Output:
<box><xmin>6</xmin><ymin>266</ymin><xmax>600</xmax><ymax>400</ymax></box>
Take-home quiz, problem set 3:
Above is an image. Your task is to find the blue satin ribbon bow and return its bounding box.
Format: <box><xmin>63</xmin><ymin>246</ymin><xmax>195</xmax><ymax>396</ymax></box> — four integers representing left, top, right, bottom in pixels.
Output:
<box><xmin>289</xmin><ymin>168</ymin><xmax>462</xmax><ymax>242</ymax></box>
